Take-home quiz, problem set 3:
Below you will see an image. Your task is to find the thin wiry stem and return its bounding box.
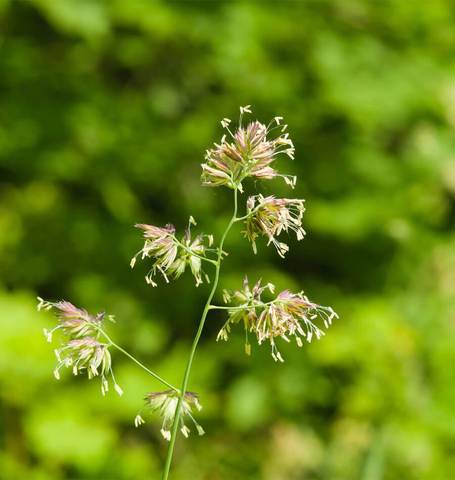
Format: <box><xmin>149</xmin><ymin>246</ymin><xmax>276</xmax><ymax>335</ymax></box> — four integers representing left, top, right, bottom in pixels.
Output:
<box><xmin>209</xmin><ymin>305</ymin><xmax>246</xmax><ymax>311</ymax></box>
<box><xmin>171</xmin><ymin>236</ymin><xmax>218</xmax><ymax>266</ymax></box>
<box><xmin>208</xmin><ymin>301</ymin><xmax>274</xmax><ymax>311</ymax></box>
<box><xmin>162</xmin><ymin>188</ymin><xmax>239</xmax><ymax>480</ymax></box>
<box><xmin>233</xmin><ymin>203</ymin><xmax>262</xmax><ymax>222</ymax></box>
<box><xmin>94</xmin><ymin>325</ymin><xmax>179</xmax><ymax>392</ymax></box>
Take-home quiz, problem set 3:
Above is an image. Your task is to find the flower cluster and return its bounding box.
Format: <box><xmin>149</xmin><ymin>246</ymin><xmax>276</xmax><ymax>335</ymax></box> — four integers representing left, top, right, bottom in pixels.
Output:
<box><xmin>217</xmin><ymin>278</ymin><xmax>338</xmax><ymax>362</ymax></box>
<box><xmin>201</xmin><ymin>106</ymin><xmax>295</xmax><ymax>192</ymax></box>
<box><xmin>243</xmin><ymin>195</ymin><xmax>306</xmax><ymax>257</ymax></box>
<box><xmin>218</xmin><ymin>277</ymin><xmax>275</xmax><ymax>355</ymax></box>
<box><xmin>131</xmin><ymin>217</ymin><xmax>213</xmax><ymax>287</ymax></box>
<box><xmin>38</xmin><ymin>298</ymin><xmax>122</xmax><ymax>396</ymax></box>
<box><xmin>134</xmin><ymin>390</ymin><xmax>205</xmax><ymax>441</ymax></box>
<box><xmin>38</xmin><ymin>298</ymin><xmax>108</xmax><ymax>342</ymax></box>
<box><xmin>38</xmin><ymin>106</ymin><xmax>339</xmax><ymax>457</ymax></box>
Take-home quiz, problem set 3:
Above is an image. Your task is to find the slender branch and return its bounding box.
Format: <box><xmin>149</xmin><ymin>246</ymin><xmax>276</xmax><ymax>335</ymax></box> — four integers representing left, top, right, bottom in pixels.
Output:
<box><xmin>162</xmin><ymin>188</ymin><xmax>239</xmax><ymax>480</ymax></box>
<box><xmin>208</xmin><ymin>302</ymin><xmax>272</xmax><ymax>311</ymax></box>
<box><xmin>172</xmin><ymin>236</ymin><xmax>218</xmax><ymax>266</ymax></box>
<box><xmin>233</xmin><ymin>203</ymin><xmax>262</xmax><ymax>223</ymax></box>
<box><xmin>94</xmin><ymin>325</ymin><xmax>179</xmax><ymax>392</ymax></box>
<box><xmin>233</xmin><ymin>214</ymin><xmax>248</xmax><ymax>222</ymax></box>
<box><xmin>208</xmin><ymin>305</ymin><xmax>245</xmax><ymax>311</ymax></box>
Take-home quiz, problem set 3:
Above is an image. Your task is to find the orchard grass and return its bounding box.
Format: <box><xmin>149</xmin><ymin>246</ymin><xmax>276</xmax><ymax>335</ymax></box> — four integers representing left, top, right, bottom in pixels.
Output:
<box><xmin>38</xmin><ymin>106</ymin><xmax>338</xmax><ymax>480</ymax></box>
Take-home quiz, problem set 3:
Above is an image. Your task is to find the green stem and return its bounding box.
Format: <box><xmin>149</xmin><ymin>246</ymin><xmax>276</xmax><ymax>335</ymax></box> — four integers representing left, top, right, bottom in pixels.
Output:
<box><xmin>233</xmin><ymin>202</ymin><xmax>262</xmax><ymax>222</ymax></box>
<box><xmin>96</xmin><ymin>327</ymin><xmax>179</xmax><ymax>392</ymax></box>
<box><xmin>162</xmin><ymin>188</ymin><xmax>239</xmax><ymax>480</ymax></box>
<box><xmin>172</xmin><ymin>237</ymin><xmax>218</xmax><ymax>266</ymax></box>
<box><xmin>208</xmin><ymin>301</ymin><xmax>273</xmax><ymax>311</ymax></box>
<box><xmin>208</xmin><ymin>305</ymin><xmax>245</xmax><ymax>311</ymax></box>
<box><xmin>233</xmin><ymin>214</ymin><xmax>248</xmax><ymax>222</ymax></box>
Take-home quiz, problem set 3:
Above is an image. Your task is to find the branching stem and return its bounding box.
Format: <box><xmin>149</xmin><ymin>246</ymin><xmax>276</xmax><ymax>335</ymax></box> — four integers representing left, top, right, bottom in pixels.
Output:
<box><xmin>94</xmin><ymin>325</ymin><xmax>179</xmax><ymax>392</ymax></box>
<box><xmin>208</xmin><ymin>301</ymin><xmax>274</xmax><ymax>311</ymax></box>
<box><xmin>162</xmin><ymin>188</ymin><xmax>239</xmax><ymax>480</ymax></box>
<box><xmin>233</xmin><ymin>203</ymin><xmax>262</xmax><ymax>223</ymax></box>
<box><xmin>172</xmin><ymin>236</ymin><xmax>218</xmax><ymax>266</ymax></box>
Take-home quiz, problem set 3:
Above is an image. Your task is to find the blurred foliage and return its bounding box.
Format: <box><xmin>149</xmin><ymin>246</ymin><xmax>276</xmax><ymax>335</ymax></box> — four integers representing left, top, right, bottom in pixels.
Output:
<box><xmin>1</xmin><ymin>0</ymin><xmax>455</xmax><ymax>479</ymax></box>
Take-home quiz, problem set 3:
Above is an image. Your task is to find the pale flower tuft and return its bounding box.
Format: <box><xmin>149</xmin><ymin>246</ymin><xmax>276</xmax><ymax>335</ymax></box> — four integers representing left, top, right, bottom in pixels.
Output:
<box><xmin>243</xmin><ymin>195</ymin><xmax>306</xmax><ymax>257</ymax></box>
<box><xmin>131</xmin><ymin>219</ymin><xmax>214</xmax><ymax>287</ymax></box>
<box><xmin>136</xmin><ymin>390</ymin><xmax>205</xmax><ymax>441</ymax></box>
<box><xmin>38</xmin><ymin>299</ymin><xmax>123</xmax><ymax>396</ymax></box>
<box><xmin>217</xmin><ymin>278</ymin><xmax>338</xmax><ymax>361</ymax></box>
<box><xmin>201</xmin><ymin>107</ymin><xmax>296</xmax><ymax>191</ymax></box>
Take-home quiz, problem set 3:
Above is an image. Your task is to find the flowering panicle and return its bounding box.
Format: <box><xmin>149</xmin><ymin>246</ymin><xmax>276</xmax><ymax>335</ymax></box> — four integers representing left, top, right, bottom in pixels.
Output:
<box><xmin>218</xmin><ymin>277</ymin><xmax>275</xmax><ymax>355</ymax></box>
<box><xmin>38</xmin><ymin>298</ymin><xmax>112</xmax><ymax>342</ymax></box>
<box><xmin>130</xmin><ymin>224</ymin><xmax>177</xmax><ymax>286</ymax></box>
<box><xmin>131</xmin><ymin>217</ymin><xmax>213</xmax><ymax>287</ymax></box>
<box><xmin>201</xmin><ymin>106</ymin><xmax>295</xmax><ymax>192</ymax></box>
<box><xmin>38</xmin><ymin>105</ymin><xmax>339</xmax><ymax>466</ymax></box>
<box><xmin>243</xmin><ymin>195</ymin><xmax>306</xmax><ymax>257</ymax></box>
<box><xmin>134</xmin><ymin>390</ymin><xmax>205</xmax><ymax>441</ymax></box>
<box><xmin>53</xmin><ymin>337</ymin><xmax>122</xmax><ymax>395</ymax></box>
<box><xmin>217</xmin><ymin>278</ymin><xmax>338</xmax><ymax>362</ymax></box>
<box><xmin>38</xmin><ymin>299</ymin><xmax>122</xmax><ymax>396</ymax></box>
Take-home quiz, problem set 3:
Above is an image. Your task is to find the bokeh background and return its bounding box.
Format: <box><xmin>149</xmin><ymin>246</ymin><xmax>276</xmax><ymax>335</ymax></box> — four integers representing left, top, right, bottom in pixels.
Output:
<box><xmin>2</xmin><ymin>1</ymin><xmax>455</xmax><ymax>479</ymax></box>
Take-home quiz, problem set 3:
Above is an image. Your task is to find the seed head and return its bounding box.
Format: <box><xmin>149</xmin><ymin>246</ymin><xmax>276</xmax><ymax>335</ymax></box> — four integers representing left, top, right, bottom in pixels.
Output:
<box><xmin>131</xmin><ymin>224</ymin><xmax>177</xmax><ymax>286</ymax></box>
<box><xmin>38</xmin><ymin>298</ymin><xmax>122</xmax><ymax>396</ymax></box>
<box><xmin>38</xmin><ymin>298</ymin><xmax>107</xmax><ymax>342</ymax></box>
<box><xmin>244</xmin><ymin>195</ymin><xmax>306</xmax><ymax>257</ymax></box>
<box><xmin>53</xmin><ymin>337</ymin><xmax>122</xmax><ymax>395</ymax></box>
<box><xmin>135</xmin><ymin>390</ymin><xmax>205</xmax><ymax>441</ymax></box>
<box><xmin>201</xmin><ymin>106</ymin><xmax>295</xmax><ymax>192</ymax></box>
<box><xmin>168</xmin><ymin>226</ymin><xmax>210</xmax><ymax>287</ymax></box>
<box><xmin>217</xmin><ymin>278</ymin><xmax>338</xmax><ymax>361</ymax></box>
<box><xmin>131</xmin><ymin>219</ymin><xmax>212</xmax><ymax>287</ymax></box>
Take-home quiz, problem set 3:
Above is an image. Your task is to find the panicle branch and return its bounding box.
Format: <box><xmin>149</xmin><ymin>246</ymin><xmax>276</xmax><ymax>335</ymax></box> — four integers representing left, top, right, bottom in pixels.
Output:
<box><xmin>243</xmin><ymin>194</ymin><xmax>306</xmax><ymax>257</ymax></box>
<box><xmin>134</xmin><ymin>390</ymin><xmax>204</xmax><ymax>441</ymax></box>
<box><xmin>130</xmin><ymin>217</ymin><xmax>214</xmax><ymax>287</ymax></box>
<box><xmin>217</xmin><ymin>277</ymin><xmax>338</xmax><ymax>362</ymax></box>
<box><xmin>201</xmin><ymin>106</ymin><xmax>295</xmax><ymax>192</ymax></box>
<box><xmin>38</xmin><ymin>299</ymin><xmax>123</xmax><ymax>396</ymax></box>
<box><xmin>38</xmin><ymin>297</ymin><xmax>113</xmax><ymax>342</ymax></box>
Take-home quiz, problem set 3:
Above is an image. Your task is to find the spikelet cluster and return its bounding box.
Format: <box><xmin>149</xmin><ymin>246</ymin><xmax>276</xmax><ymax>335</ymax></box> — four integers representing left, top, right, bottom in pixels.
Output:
<box><xmin>243</xmin><ymin>195</ymin><xmax>305</xmax><ymax>257</ymax></box>
<box><xmin>134</xmin><ymin>390</ymin><xmax>205</xmax><ymax>441</ymax></box>
<box><xmin>218</xmin><ymin>278</ymin><xmax>338</xmax><ymax>362</ymax></box>
<box><xmin>201</xmin><ymin>106</ymin><xmax>295</xmax><ymax>192</ymax></box>
<box><xmin>131</xmin><ymin>217</ymin><xmax>213</xmax><ymax>287</ymax></box>
<box><xmin>38</xmin><ymin>298</ymin><xmax>122</xmax><ymax>396</ymax></box>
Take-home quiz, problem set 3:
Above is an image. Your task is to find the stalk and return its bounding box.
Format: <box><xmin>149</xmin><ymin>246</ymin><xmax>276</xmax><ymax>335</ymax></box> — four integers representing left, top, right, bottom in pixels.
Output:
<box><xmin>162</xmin><ymin>188</ymin><xmax>239</xmax><ymax>480</ymax></box>
<box><xmin>96</xmin><ymin>326</ymin><xmax>179</xmax><ymax>392</ymax></box>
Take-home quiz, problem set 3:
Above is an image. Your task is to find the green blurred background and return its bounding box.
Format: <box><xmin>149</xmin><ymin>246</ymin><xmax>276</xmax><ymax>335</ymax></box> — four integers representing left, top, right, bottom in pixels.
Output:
<box><xmin>1</xmin><ymin>1</ymin><xmax>455</xmax><ymax>479</ymax></box>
